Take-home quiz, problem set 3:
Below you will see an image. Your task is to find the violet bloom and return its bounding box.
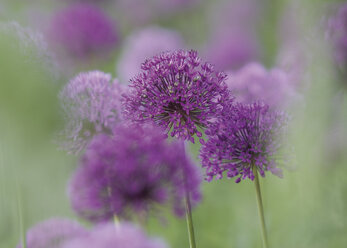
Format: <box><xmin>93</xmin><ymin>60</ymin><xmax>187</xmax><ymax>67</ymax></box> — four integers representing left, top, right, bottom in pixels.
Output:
<box><xmin>117</xmin><ymin>26</ymin><xmax>185</xmax><ymax>82</ymax></box>
<box><xmin>226</xmin><ymin>63</ymin><xmax>298</xmax><ymax>109</ymax></box>
<box><xmin>17</xmin><ymin>218</ymin><xmax>87</xmax><ymax>248</ymax></box>
<box><xmin>48</xmin><ymin>3</ymin><xmax>118</xmax><ymax>60</ymax></box>
<box><xmin>69</xmin><ymin>124</ymin><xmax>201</xmax><ymax>222</ymax></box>
<box><xmin>59</xmin><ymin>71</ymin><xmax>123</xmax><ymax>154</ymax></box>
<box><xmin>63</xmin><ymin>222</ymin><xmax>167</xmax><ymax>248</ymax></box>
<box><xmin>204</xmin><ymin>0</ymin><xmax>260</xmax><ymax>71</ymax></box>
<box><xmin>123</xmin><ymin>50</ymin><xmax>230</xmax><ymax>143</ymax></box>
<box><xmin>200</xmin><ymin>102</ymin><xmax>287</xmax><ymax>183</ymax></box>
<box><xmin>327</xmin><ymin>3</ymin><xmax>347</xmax><ymax>69</ymax></box>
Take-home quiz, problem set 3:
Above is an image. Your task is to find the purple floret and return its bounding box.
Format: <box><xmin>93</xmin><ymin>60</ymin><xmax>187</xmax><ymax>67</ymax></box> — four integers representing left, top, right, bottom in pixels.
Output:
<box><xmin>69</xmin><ymin>124</ymin><xmax>201</xmax><ymax>222</ymax></box>
<box><xmin>59</xmin><ymin>71</ymin><xmax>123</xmax><ymax>154</ymax></box>
<box><xmin>17</xmin><ymin>218</ymin><xmax>87</xmax><ymax>248</ymax></box>
<box><xmin>48</xmin><ymin>3</ymin><xmax>118</xmax><ymax>59</ymax></box>
<box><xmin>62</xmin><ymin>222</ymin><xmax>167</xmax><ymax>248</ymax></box>
<box><xmin>200</xmin><ymin>102</ymin><xmax>287</xmax><ymax>183</ymax></box>
<box><xmin>123</xmin><ymin>50</ymin><xmax>230</xmax><ymax>143</ymax></box>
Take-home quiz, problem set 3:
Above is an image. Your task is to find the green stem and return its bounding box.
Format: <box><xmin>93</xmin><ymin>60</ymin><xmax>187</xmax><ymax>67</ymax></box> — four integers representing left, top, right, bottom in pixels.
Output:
<box><xmin>16</xmin><ymin>183</ymin><xmax>26</xmax><ymax>248</ymax></box>
<box><xmin>185</xmin><ymin>193</ymin><xmax>196</xmax><ymax>248</ymax></box>
<box><xmin>253</xmin><ymin>167</ymin><xmax>269</xmax><ymax>248</ymax></box>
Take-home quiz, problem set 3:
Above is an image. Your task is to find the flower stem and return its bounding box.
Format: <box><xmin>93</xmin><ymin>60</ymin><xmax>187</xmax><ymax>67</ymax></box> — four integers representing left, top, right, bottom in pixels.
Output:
<box><xmin>183</xmin><ymin>141</ymin><xmax>197</xmax><ymax>248</ymax></box>
<box><xmin>253</xmin><ymin>168</ymin><xmax>269</xmax><ymax>248</ymax></box>
<box><xmin>185</xmin><ymin>193</ymin><xmax>196</xmax><ymax>248</ymax></box>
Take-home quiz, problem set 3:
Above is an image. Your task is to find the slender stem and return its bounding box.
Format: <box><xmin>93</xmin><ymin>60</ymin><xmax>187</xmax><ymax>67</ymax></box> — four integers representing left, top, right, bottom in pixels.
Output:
<box><xmin>183</xmin><ymin>141</ymin><xmax>197</xmax><ymax>248</ymax></box>
<box><xmin>253</xmin><ymin>167</ymin><xmax>269</xmax><ymax>248</ymax></box>
<box><xmin>185</xmin><ymin>192</ymin><xmax>196</xmax><ymax>248</ymax></box>
<box><xmin>16</xmin><ymin>183</ymin><xmax>26</xmax><ymax>248</ymax></box>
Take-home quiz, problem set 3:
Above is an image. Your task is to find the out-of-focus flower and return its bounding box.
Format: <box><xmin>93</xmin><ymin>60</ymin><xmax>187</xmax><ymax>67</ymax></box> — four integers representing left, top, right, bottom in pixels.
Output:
<box><xmin>200</xmin><ymin>102</ymin><xmax>287</xmax><ymax>183</ymax></box>
<box><xmin>226</xmin><ymin>63</ymin><xmax>298</xmax><ymax>109</ymax></box>
<box><xmin>58</xmin><ymin>71</ymin><xmax>123</xmax><ymax>154</ymax></box>
<box><xmin>17</xmin><ymin>218</ymin><xmax>87</xmax><ymax>248</ymax></box>
<box><xmin>117</xmin><ymin>26</ymin><xmax>185</xmax><ymax>83</ymax></box>
<box><xmin>0</xmin><ymin>22</ymin><xmax>60</xmax><ymax>78</ymax></box>
<box><xmin>47</xmin><ymin>3</ymin><xmax>118</xmax><ymax>60</ymax></box>
<box><xmin>327</xmin><ymin>3</ymin><xmax>347</xmax><ymax>69</ymax></box>
<box><xmin>204</xmin><ymin>0</ymin><xmax>261</xmax><ymax>71</ymax></box>
<box><xmin>69</xmin><ymin>124</ymin><xmax>201</xmax><ymax>222</ymax></box>
<box><xmin>116</xmin><ymin>0</ymin><xmax>200</xmax><ymax>25</ymax></box>
<box><xmin>63</xmin><ymin>222</ymin><xmax>167</xmax><ymax>248</ymax></box>
<box><xmin>123</xmin><ymin>50</ymin><xmax>230</xmax><ymax>143</ymax></box>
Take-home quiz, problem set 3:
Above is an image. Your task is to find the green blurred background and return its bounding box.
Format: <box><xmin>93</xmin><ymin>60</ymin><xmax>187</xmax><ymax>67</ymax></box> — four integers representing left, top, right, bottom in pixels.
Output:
<box><xmin>1</xmin><ymin>0</ymin><xmax>347</xmax><ymax>247</ymax></box>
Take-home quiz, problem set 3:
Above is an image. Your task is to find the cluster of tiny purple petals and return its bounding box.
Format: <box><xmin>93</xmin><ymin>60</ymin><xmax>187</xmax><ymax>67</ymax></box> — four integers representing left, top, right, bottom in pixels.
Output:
<box><xmin>62</xmin><ymin>222</ymin><xmax>167</xmax><ymax>248</ymax></box>
<box><xmin>123</xmin><ymin>50</ymin><xmax>230</xmax><ymax>143</ymax></box>
<box><xmin>69</xmin><ymin>123</ymin><xmax>201</xmax><ymax>222</ymax></box>
<box><xmin>17</xmin><ymin>218</ymin><xmax>87</xmax><ymax>248</ymax></box>
<box><xmin>48</xmin><ymin>3</ymin><xmax>118</xmax><ymax>59</ymax></box>
<box><xmin>59</xmin><ymin>71</ymin><xmax>123</xmax><ymax>154</ymax></box>
<box><xmin>200</xmin><ymin>102</ymin><xmax>286</xmax><ymax>183</ymax></box>
<box><xmin>226</xmin><ymin>63</ymin><xmax>298</xmax><ymax>109</ymax></box>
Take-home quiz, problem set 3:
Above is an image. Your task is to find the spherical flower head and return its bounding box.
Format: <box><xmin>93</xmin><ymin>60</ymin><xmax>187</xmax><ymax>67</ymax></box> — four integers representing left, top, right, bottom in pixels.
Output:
<box><xmin>226</xmin><ymin>63</ymin><xmax>299</xmax><ymax>109</ymax></box>
<box><xmin>17</xmin><ymin>218</ymin><xmax>87</xmax><ymax>248</ymax></box>
<box><xmin>48</xmin><ymin>3</ymin><xmax>118</xmax><ymax>59</ymax></box>
<box><xmin>123</xmin><ymin>50</ymin><xmax>230</xmax><ymax>143</ymax></box>
<box><xmin>69</xmin><ymin>124</ymin><xmax>201</xmax><ymax>222</ymax></box>
<box><xmin>200</xmin><ymin>102</ymin><xmax>287</xmax><ymax>183</ymax></box>
<box><xmin>59</xmin><ymin>71</ymin><xmax>123</xmax><ymax>154</ymax></box>
<box><xmin>63</xmin><ymin>222</ymin><xmax>167</xmax><ymax>248</ymax></box>
<box><xmin>117</xmin><ymin>26</ymin><xmax>185</xmax><ymax>82</ymax></box>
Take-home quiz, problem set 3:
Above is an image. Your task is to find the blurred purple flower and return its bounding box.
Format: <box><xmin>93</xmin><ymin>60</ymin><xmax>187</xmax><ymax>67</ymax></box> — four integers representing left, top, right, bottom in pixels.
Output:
<box><xmin>47</xmin><ymin>3</ymin><xmax>118</xmax><ymax>60</ymax></box>
<box><xmin>200</xmin><ymin>102</ymin><xmax>287</xmax><ymax>183</ymax></box>
<box><xmin>63</xmin><ymin>222</ymin><xmax>167</xmax><ymax>248</ymax></box>
<box><xmin>123</xmin><ymin>50</ymin><xmax>230</xmax><ymax>143</ymax></box>
<box><xmin>117</xmin><ymin>26</ymin><xmax>185</xmax><ymax>82</ymax></box>
<box><xmin>59</xmin><ymin>71</ymin><xmax>123</xmax><ymax>154</ymax></box>
<box><xmin>116</xmin><ymin>0</ymin><xmax>200</xmax><ymax>25</ymax></box>
<box><xmin>226</xmin><ymin>63</ymin><xmax>298</xmax><ymax>109</ymax></box>
<box><xmin>17</xmin><ymin>218</ymin><xmax>87</xmax><ymax>248</ymax></box>
<box><xmin>69</xmin><ymin>124</ymin><xmax>201</xmax><ymax>222</ymax></box>
<box><xmin>204</xmin><ymin>0</ymin><xmax>261</xmax><ymax>71</ymax></box>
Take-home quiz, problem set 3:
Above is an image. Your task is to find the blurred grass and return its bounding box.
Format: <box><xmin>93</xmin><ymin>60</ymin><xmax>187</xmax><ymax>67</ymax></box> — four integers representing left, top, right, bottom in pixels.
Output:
<box><xmin>1</xmin><ymin>0</ymin><xmax>347</xmax><ymax>247</ymax></box>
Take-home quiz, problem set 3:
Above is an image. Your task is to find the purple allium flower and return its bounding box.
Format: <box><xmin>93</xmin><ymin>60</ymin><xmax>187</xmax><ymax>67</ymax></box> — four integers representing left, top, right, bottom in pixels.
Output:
<box><xmin>123</xmin><ymin>50</ymin><xmax>230</xmax><ymax>143</ymax></box>
<box><xmin>327</xmin><ymin>3</ymin><xmax>347</xmax><ymax>69</ymax></box>
<box><xmin>200</xmin><ymin>102</ymin><xmax>287</xmax><ymax>183</ymax></box>
<box><xmin>47</xmin><ymin>3</ymin><xmax>118</xmax><ymax>59</ymax></box>
<box><xmin>59</xmin><ymin>71</ymin><xmax>123</xmax><ymax>154</ymax></box>
<box><xmin>63</xmin><ymin>222</ymin><xmax>167</xmax><ymax>248</ymax></box>
<box><xmin>204</xmin><ymin>0</ymin><xmax>260</xmax><ymax>71</ymax></box>
<box><xmin>17</xmin><ymin>218</ymin><xmax>87</xmax><ymax>248</ymax></box>
<box><xmin>69</xmin><ymin>124</ymin><xmax>201</xmax><ymax>222</ymax></box>
<box><xmin>117</xmin><ymin>26</ymin><xmax>185</xmax><ymax>83</ymax></box>
<box><xmin>226</xmin><ymin>63</ymin><xmax>298</xmax><ymax>109</ymax></box>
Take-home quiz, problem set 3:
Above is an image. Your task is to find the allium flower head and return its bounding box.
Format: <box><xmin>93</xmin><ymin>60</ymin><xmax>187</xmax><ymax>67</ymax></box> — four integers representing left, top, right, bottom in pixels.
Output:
<box><xmin>48</xmin><ymin>3</ymin><xmax>118</xmax><ymax>59</ymax></box>
<box><xmin>200</xmin><ymin>102</ymin><xmax>287</xmax><ymax>183</ymax></box>
<box><xmin>123</xmin><ymin>50</ymin><xmax>230</xmax><ymax>143</ymax></box>
<box><xmin>63</xmin><ymin>222</ymin><xmax>167</xmax><ymax>248</ymax></box>
<box><xmin>226</xmin><ymin>63</ymin><xmax>298</xmax><ymax>109</ymax></box>
<box><xmin>117</xmin><ymin>26</ymin><xmax>185</xmax><ymax>82</ymax></box>
<box><xmin>17</xmin><ymin>218</ymin><xmax>87</xmax><ymax>248</ymax></box>
<box><xmin>59</xmin><ymin>71</ymin><xmax>123</xmax><ymax>154</ymax></box>
<box><xmin>69</xmin><ymin>124</ymin><xmax>201</xmax><ymax>222</ymax></box>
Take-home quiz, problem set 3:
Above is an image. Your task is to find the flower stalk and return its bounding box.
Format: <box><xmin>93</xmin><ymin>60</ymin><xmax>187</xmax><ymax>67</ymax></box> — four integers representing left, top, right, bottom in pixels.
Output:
<box><xmin>185</xmin><ymin>192</ymin><xmax>196</xmax><ymax>248</ymax></box>
<box><xmin>253</xmin><ymin>166</ymin><xmax>269</xmax><ymax>248</ymax></box>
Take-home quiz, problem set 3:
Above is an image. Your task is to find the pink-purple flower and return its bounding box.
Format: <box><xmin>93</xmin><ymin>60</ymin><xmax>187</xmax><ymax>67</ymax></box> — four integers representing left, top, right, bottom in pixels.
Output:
<box><xmin>69</xmin><ymin>124</ymin><xmax>201</xmax><ymax>222</ymax></box>
<box><xmin>62</xmin><ymin>222</ymin><xmax>167</xmax><ymax>248</ymax></box>
<box><xmin>47</xmin><ymin>3</ymin><xmax>118</xmax><ymax>60</ymax></box>
<box><xmin>123</xmin><ymin>50</ymin><xmax>230</xmax><ymax>143</ymax></box>
<box><xmin>200</xmin><ymin>102</ymin><xmax>287</xmax><ymax>183</ymax></box>
<box><xmin>59</xmin><ymin>71</ymin><xmax>123</xmax><ymax>154</ymax></box>
<box><xmin>17</xmin><ymin>218</ymin><xmax>87</xmax><ymax>248</ymax></box>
